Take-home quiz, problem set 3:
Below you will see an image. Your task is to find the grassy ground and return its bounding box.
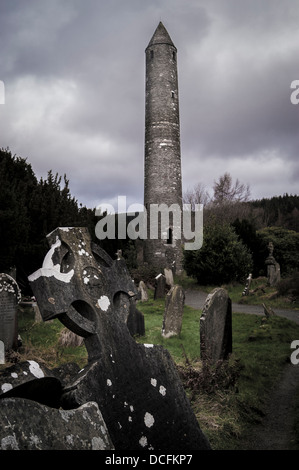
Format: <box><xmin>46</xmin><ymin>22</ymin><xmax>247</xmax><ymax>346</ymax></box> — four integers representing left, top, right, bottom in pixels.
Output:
<box><xmin>2</xmin><ymin>281</ymin><xmax>299</xmax><ymax>450</ymax></box>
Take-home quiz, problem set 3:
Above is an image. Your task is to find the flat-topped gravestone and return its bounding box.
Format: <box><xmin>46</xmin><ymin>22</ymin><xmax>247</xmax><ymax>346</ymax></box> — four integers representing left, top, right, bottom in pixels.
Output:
<box><xmin>200</xmin><ymin>288</ymin><xmax>232</xmax><ymax>363</ymax></box>
<box><xmin>28</xmin><ymin>227</ymin><xmax>210</xmax><ymax>450</ymax></box>
<box><xmin>0</xmin><ymin>273</ymin><xmax>21</xmax><ymax>353</ymax></box>
<box><xmin>162</xmin><ymin>285</ymin><xmax>185</xmax><ymax>338</ymax></box>
<box><xmin>154</xmin><ymin>273</ymin><xmax>166</xmax><ymax>299</ymax></box>
<box><xmin>0</xmin><ymin>398</ymin><xmax>114</xmax><ymax>450</ymax></box>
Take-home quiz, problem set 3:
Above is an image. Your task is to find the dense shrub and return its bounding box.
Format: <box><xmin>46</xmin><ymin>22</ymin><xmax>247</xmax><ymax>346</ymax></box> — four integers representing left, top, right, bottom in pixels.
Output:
<box><xmin>184</xmin><ymin>222</ymin><xmax>253</xmax><ymax>285</ymax></box>
<box><xmin>257</xmin><ymin>226</ymin><xmax>299</xmax><ymax>276</ymax></box>
<box><xmin>277</xmin><ymin>272</ymin><xmax>299</xmax><ymax>299</ymax></box>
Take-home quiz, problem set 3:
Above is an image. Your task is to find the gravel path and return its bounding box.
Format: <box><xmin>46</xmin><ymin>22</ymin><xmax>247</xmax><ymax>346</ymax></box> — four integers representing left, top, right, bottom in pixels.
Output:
<box><xmin>184</xmin><ymin>289</ymin><xmax>299</xmax><ymax>450</ymax></box>
<box><xmin>184</xmin><ymin>289</ymin><xmax>299</xmax><ymax>324</ymax></box>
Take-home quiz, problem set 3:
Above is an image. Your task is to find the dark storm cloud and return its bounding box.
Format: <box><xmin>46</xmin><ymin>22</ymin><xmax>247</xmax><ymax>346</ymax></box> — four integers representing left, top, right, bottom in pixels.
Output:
<box><xmin>0</xmin><ymin>0</ymin><xmax>298</xmax><ymax>209</ymax></box>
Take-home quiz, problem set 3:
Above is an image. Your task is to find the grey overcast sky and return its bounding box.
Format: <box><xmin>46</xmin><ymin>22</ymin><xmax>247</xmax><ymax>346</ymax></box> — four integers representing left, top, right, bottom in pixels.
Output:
<box><xmin>0</xmin><ymin>0</ymin><xmax>298</xmax><ymax>210</ymax></box>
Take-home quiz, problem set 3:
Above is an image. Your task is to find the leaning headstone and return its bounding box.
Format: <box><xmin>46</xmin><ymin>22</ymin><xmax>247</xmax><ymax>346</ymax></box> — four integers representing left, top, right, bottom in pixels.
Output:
<box><xmin>29</xmin><ymin>227</ymin><xmax>210</xmax><ymax>450</ymax></box>
<box><xmin>263</xmin><ymin>303</ymin><xmax>275</xmax><ymax>319</ymax></box>
<box><xmin>200</xmin><ymin>288</ymin><xmax>232</xmax><ymax>363</ymax></box>
<box><xmin>138</xmin><ymin>280</ymin><xmax>148</xmax><ymax>302</ymax></box>
<box><xmin>0</xmin><ymin>360</ymin><xmax>62</xmax><ymax>408</ymax></box>
<box><xmin>33</xmin><ymin>300</ymin><xmax>43</xmax><ymax>323</ymax></box>
<box><xmin>0</xmin><ymin>273</ymin><xmax>21</xmax><ymax>354</ymax></box>
<box><xmin>164</xmin><ymin>268</ymin><xmax>174</xmax><ymax>287</ymax></box>
<box><xmin>154</xmin><ymin>273</ymin><xmax>166</xmax><ymax>299</ymax></box>
<box><xmin>0</xmin><ymin>398</ymin><xmax>114</xmax><ymax>450</ymax></box>
<box><xmin>162</xmin><ymin>285</ymin><xmax>185</xmax><ymax>338</ymax></box>
<box><xmin>265</xmin><ymin>242</ymin><xmax>280</xmax><ymax>286</ymax></box>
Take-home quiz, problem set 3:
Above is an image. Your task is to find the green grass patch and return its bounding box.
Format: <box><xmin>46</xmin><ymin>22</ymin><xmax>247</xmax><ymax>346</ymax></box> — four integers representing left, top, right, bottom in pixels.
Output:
<box><xmin>224</xmin><ymin>277</ymin><xmax>299</xmax><ymax>310</ymax></box>
<box><xmin>12</xmin><ymin>305</ymin><xmax>88</xmax><ymax>369</ymax></box>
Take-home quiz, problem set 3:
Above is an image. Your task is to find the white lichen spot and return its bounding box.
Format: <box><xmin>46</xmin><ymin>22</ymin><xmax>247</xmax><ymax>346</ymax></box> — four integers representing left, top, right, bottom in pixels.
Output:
<box><xmin>128</xmin><ymin>416</ymin><xmax>132</xmax><ymax>422</ymax></box>
<box><xmin>97</xmin><ymin>296</ymin><xmax>110</xmax><ymax>311</ymax></box>
<box><xmin>92</xmin><ymin>436</ymin><xmax>105</xmax><ymax>450</ymax></box>
<box><xmin>130</xmin><ymin>405</ymin><xmax>134</xmax><ymax>412</ymax></box>
<box><xmin>29</xmin><ymin>434</ymin><xmax>42</xmax><ymax>447</ymax></box>
<box><xmin>11</xmin><ymin>372</ymin><xmax>18</xmax><ymax>379</ymax></box>
<box><xmin>110</xmin><ymin>354</ymin><xmax>115</xmax><ymax>363</ymax></box>
<box><xmin>144</xmin><ymin>344</ymin><xmax>154</xmax><ymax>348</ymax></box>
<box><xmin>66</xmin><ymin>434</ymin><xmax>74</xmax><ymax>445</ymax></box>
<box><xmin>159</xmin><ymin>385</ymin><xmax>167</xmax><ymax>396</ymax></box>
<box><xmin>107</xmin><ymin>379</ymin><xmax>112</xmax><ymax>387</ymax></box>
<box><xmin>1</xmin><ymin>383</ymin><xmax>13</xmax><ymax>393</ymax></box>
<box><xmin>144</xmin><ymin>412</ymin><xmax>155</xmax><ymax>428</ymax></box>
<box><xmin>1</xmin><ymin>435</ymin><xmax>19</xmax><ymax>450</ymax></box>
<box><xmin>28</xmin><ymin>360</ymin><xmax>44</xmax><ymax>378</ymax></box>
<box><xmin>151</xmin><ymin>378</ymin><xmax>157</xmax><ymax>387</ymax></box>
<box><xmin>139</xmin><ymin>436</ymin><xmax>148</xmax><ymax>448</ymax></box>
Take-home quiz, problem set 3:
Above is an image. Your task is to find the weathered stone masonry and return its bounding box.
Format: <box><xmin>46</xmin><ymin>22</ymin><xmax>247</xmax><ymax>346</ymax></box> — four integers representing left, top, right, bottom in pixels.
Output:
<box><xmin>144</xmin><ymin>22</ymin><xmax>183</xmax><ymax>272</ymax></box>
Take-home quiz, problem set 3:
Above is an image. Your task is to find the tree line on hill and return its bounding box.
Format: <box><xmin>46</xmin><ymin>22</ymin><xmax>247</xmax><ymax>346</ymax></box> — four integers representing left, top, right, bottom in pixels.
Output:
<box><xmin>1</xmin><ymin>148</ymin><xmax>298</xmax><ymax>292</ymax></box>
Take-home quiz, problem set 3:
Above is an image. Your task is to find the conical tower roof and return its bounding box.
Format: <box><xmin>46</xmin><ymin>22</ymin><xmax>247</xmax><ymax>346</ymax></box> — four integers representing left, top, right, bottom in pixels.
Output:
<box><xmin>146</xmin><ymin>22</ymin><xmax>176</xmax><ymax>49</ymax></box>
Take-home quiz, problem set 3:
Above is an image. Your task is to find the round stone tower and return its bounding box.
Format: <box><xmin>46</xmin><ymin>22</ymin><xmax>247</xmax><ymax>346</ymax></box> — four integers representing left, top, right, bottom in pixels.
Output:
<box><xmin>144</xmin><ymin>22</ymin><xmax>183</xmax><ymax>273</ymax></box>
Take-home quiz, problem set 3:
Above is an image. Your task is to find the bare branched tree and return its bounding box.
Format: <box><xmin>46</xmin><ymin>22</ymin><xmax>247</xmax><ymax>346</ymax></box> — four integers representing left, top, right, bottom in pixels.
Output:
<box><xmin>213</xmin><ymin>172</ymin><xmax>251</xmax><ymax>205</ymax></box>
<box><xmin>183</xmin><ymin>182</ymin><xmax>211</xmax><ymax>210</ymax></box>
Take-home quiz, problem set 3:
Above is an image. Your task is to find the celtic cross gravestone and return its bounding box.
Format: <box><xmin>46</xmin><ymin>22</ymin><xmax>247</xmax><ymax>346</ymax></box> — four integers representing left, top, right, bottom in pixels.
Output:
<box><xmin>29</xmin><ymin>227</ymin><xmax>210</xmax><ymax>450</ymax></box>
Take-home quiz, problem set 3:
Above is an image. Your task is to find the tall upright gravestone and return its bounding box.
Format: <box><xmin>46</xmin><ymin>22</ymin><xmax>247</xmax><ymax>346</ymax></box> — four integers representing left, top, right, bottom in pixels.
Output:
<box><xmin>162</xmin><ymin>285</ymin><xmax>185</xmax><ymax>338</ymax></box>
<box><xmin>28</xmin><ymin>227</ymin><xmax>210</xmax><ymax>450</ymax></box>
<box><xmin>265</xmin><ymin>242</ymin><xmax>280</xmax><ymax>287</ymax></box>
<box><xmin>0</xmin><ymin>273</ymin><xmax>21</xmax><ymax>355</ymax></box>
<box><xmin>200</xmin><ymin>288</ymin><xmax>232</xmax><ymax>363</ymax></box>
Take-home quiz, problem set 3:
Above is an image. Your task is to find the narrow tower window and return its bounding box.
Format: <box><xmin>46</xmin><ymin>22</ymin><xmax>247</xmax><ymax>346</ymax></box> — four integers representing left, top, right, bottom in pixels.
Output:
<box><xmin>166</xmin><ymin>228</ymin><xmax>173</xmax><ymax>245</ymax></box>
<box><xmin>173</xmin><ymin>51</ymin><xmax>176</xmax><ymax>61</ymax></box>
<box><xmin>171</xmin><ymin>91</ymin><xmax>175</xmax><ymax>99</ymax></box>
<box><xmin>150</xmin><ymin>50</ymin><xmax>154</xmax><ymax>59</ymax></box>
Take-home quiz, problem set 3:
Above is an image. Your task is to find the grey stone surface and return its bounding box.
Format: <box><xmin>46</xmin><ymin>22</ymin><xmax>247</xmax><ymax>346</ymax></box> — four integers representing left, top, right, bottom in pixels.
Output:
<box><xmin>144</xmin><ymin>22</ymin><xmax>183</xmax><ymax>272</ymax></box>
<box><xmin>0</xmin><ymin>360</ymin><xmax>62</xmax><ymax>408</ymax></box>
<box><xmin>0</xmin><ymin>273</ymin><xmax>21</xmax><ymax>352</ymax></box>
<box><xmin>0</xmin><ymin>398</ymin><xmax>114</xmax><ymax>450</ymax></box>
<box><xmin>29</xmin><ymin>226</ymin><xmax>211</xmax><ymax>450</ymax></box>
<box><xmin>162</xmin><ymin>285</ymin><xmax>185</xmax><ymax>338</ymax></box>
<box><xmin>200</xmin><ymin>288</ymin><xmax>232</xmax><ymax>362</ymax></box>
<box><xmin>61</xmin><ymin>343</ymin><xmax>210</xmax><ymax>451</ymax></box>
